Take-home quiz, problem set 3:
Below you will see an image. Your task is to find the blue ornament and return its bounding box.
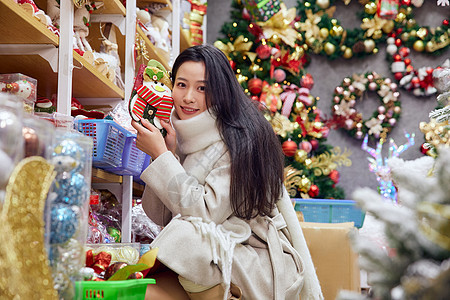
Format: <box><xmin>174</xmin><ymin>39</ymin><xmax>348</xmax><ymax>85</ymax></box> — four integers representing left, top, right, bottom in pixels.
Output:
<box><xmin>50</xmin><ymin>203</ymin><xmax>79</xmax><ymax>244</ymax></box>
<box><xmin>51</xmin><ymin>139</ymin><xmax>86</xmax><ymax>173</ymax></box>
<box><xmin>54</xmin><ymin>172</ymin><xmax>88</xmax><ymax>206</ymax></box>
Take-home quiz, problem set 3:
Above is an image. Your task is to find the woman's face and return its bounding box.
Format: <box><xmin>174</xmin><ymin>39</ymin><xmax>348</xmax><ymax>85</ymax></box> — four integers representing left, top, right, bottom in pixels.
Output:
<box><xmin>172</xmin><ymin>61</ymin><xmax>208</xmax><ymax>120</ymax></box>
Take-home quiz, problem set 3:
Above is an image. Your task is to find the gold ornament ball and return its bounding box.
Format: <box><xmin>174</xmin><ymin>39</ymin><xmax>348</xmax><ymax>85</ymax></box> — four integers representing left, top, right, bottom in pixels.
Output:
<box><xmin>331</xmin><ymin>19</ymin><xmax>337</xmax><ymax>25</ymax></box>
<box><xmin>364</xmin><ymin>39</ymin><xmax>376</xmax><ymax>53</ymax></box>
<box><xmin>324</xmin><ymin>42</ymin><xmax>336</xmax><ymax>55</ymax></box>
<box><xmin>425</xmin><ymin>41</ymin><xmax>435</xmax><ymax>52</ymax></box>
<box><xmin>319</xmin><ymin>28</ymin><xmax>329</xmax><ymax>39</ymax></box>
<box><xmin>413</xmin><ymin>40</ymin><xmax>425</xmax><ymax>52</ymax></box>
<box><xmin>364</xmin><ymin>2</ymin><xmax>377</xmax><ymax>14</ymax></box>
<box><xmin>401</xmin><ymin>32</ymin><xmax>410</xmax><ymax>41</ymax></box>
<box><xmin>343</xmin><ymin>47</ymin><xmax>353</xmax><ymax>59</ymax></box>
<box><xmin>407</xmin><ymin>18</ymin><xmax>416</xmax><ymax>28</ymax></box>
<box><xmin>372</xmin><ymin>29</ymin><xmax>383</xmax><ymax>40</ymax></box>
<box><xmin>300</xmin><ymin>177</ymin><xmax>312</xmax><ymax>193</ymax></box>
<box><xmin>330</xmin><ymin>26</ymin><xmax>343</xmax><ymax>37</ymax></box>
<box><xmin>294</xmin><ymin>102</ymin><xmax>305</xmax><ymax>113</ymax></box>
<box><xmin>410</xmin><ymin>30</ymin><xmax>417</xmax><ymax>37</ymax></box>
<box><xmin>306</xmin><ymin>37</ymin><xmax>316</xmax><ymax>47</ymax></box>
<box><xmin>382</xmin><ymin>20</ymin><xmax>394</xmax><ymax>33</ymax></box>
<box><xmin>302</xmin><ymin>44</ymin><xmax>309</xmax><ymax>51</ymax></box>
<box><xmin>395</xmin><ymin>12</ymin><xmax>406</xmax><ymax>23</ymax></box>
<box><xmin>295</xmin><ymin>149</ymin><xmax>308</xmax><ymax>163</ymax></box>
<box><xmin>373</xmin><ymin>48</ymin><xmax>379</xmax><ymax>54</ymax></box>
<box><xmin>316</xmin><ymin>0</ymin><xmax>330</xmax><ymax>9</ymax></box>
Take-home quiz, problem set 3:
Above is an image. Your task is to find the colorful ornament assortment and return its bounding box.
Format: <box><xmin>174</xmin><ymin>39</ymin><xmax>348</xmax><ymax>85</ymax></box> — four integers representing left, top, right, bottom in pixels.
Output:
<box><xmin>331</xmin><ymin>72</ymin><xmax>402</xmax><ymax>140</ymax></box>
<box><xmin>361</xmin><ymin>131</ymin><xmax>415</xmax><ymax>202</ymax></box>
<box><xmin>295</xmin><ymin>0</ymin><xmax>449</xmax><ymax>61</ymax></box>
<box><xmin>295</xmin><ymin>0</ymin><xmax>395</xmax><ymax>59</ymax></box>
<box><xmin>47</xmin><ymin>131</ymin><xmax>91</xmax><ymax>297</ymax></box>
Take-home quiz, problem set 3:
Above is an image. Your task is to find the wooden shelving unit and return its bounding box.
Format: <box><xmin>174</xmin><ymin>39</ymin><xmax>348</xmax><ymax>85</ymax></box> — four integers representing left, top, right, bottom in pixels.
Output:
<box><xmin>0</xmin><ymin>0</ymin><xmax>59</xmax><ymax>45</ymax></box>
<box><xmin>73</xmin><ymin>51</ymin><xmax>125</xmax><ymax>99</ymax></box>
<box><xmin>93</xmin><ymin>0</ymin><xmax>126</xmax><ymax>16</ymax></box>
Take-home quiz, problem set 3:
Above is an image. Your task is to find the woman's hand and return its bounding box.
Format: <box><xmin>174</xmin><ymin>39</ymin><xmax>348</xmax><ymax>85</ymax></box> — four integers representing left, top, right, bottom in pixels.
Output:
<box><xmin>131</xmin><ymin>119</ymin><xmax>169</xmax><ymax>159</ymax></box>
<box><xmin>160</xmin><ymin>119</ymin><xmax>177</xmax><ymax>155</ymax></box>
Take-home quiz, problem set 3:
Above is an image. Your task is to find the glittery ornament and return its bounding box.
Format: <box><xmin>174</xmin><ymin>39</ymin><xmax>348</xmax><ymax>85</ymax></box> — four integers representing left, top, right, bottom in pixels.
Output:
<box><xmin>273</xmin><ymin>69</ymin><xmax>286</xmax><ymax>82</ymax></box>
<box><xmin>248</xmin><ymin>77</ymin><xmax>263</xmax><ymax>95</ymax></box>
<box><xmin>51</xmin><ymin>139</ymin><xmax>86</xmax><ymax>173</ymax></box>
<box><xmin>50</xmin><ymin>203</ymin><xmax>79</xmax><ymax>244</ymax></box>
<box><xmin>54</xmin><ymin>172</ymin><xmax>88</xmax><ymax>206</ymax></box>
<box><xmin>300</xmin><ymin>73</ymin><xmax>314</xmax><ymax>89</ymax></box>
<box><xmin>308</xmin><ymin>184</ymin><xmax>319</xmax><ymax>197</ymax></box>
<box><xmin>282</xmin><ymin>140</ymin><xmax>298</xmax><ymax>157</ymax></box>
<box><xmin>256</xmin><ymin>44</ymin><xmax>271</xmax><ymax>59</ymax></box>
<box><xmin>0</xmin><ymin>157</ymin><xmax>58</xmax><ymax>299</ymax></box>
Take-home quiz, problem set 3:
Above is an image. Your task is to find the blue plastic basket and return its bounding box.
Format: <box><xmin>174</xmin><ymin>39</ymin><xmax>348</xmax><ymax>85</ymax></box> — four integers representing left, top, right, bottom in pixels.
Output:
<box><xmin>133</xmin><ymin>154</ymin><xmax>151</xmax><ymax>184</ymax></box>
<box><xmin>293</xmin><ymin>199</ymin><xmax>366</xmax><ymax>228</ymax></box>
<box><xmin>75</xmin><ymin>119</ymin><xmax>129</xmax><ymax>169</ymax></box>
<box><xmin>105</xmin><ymin>135</ymin><xmax>146</xmax><ymax>176</ymax></box>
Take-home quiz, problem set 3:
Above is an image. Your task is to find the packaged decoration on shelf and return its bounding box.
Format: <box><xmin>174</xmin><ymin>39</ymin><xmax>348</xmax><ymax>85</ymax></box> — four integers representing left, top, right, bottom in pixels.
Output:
<box><xmin>0</xmin><ymin>93</ymin><xmax>24</xmax><ymax>204</ymax></box>
<box><xmin>22</xmin><ymin>114</ymin><xmax>55</xmax><ymax>159</ymax></box>
<box><xmin>242</xmin><ymin>0</ymin><xmax>281</xmax><ymax>22</ymax></box>
<box><xmin>0</xmin><ymin>73</ymin><xmax>37</xmax><ymax>114</ymax></box>
<box><xmin>45</xmin><ymin>129</ymin><xmax>93</xmax><ymax>299</ymax></box>
<box><xmin>188</xmin><ymin>0</ymin><xmax>207</xmax><ymax>46</ymax></box>
<box><xmin>36</xmin><ymin>112</ymin><xmax>75</xmax><ymax>129</ymax></box>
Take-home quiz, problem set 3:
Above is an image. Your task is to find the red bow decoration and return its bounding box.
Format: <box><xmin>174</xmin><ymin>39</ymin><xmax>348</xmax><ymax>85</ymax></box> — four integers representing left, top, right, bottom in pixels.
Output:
<box><xmin>247</xmin><ymin>23</ymin><xmax>265</xmax><ymax>43</ymax></box>
<box><xmin>271</xmin><ymin>49</ymin><xmax>302</xmax><ymax>77</ymax></box>
<box><xmin>85</xmin><ymin>250</ymin><xmax>112</xmax><ymax>275</ymax></box>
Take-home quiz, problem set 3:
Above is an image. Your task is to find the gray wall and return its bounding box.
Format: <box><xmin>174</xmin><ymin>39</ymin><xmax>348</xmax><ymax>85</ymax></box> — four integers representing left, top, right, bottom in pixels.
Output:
<box><xmin>206</xmin><ymin>0</ymin><xmax>450</xmax><ymax>198</ymax></box>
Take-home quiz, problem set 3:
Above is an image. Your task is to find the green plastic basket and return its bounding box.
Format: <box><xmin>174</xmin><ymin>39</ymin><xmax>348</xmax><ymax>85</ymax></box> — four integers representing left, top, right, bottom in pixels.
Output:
<box><xmin>75</xmin><ymin>279</ymin><xmax>156</xmax><ymax>300</ymax></box>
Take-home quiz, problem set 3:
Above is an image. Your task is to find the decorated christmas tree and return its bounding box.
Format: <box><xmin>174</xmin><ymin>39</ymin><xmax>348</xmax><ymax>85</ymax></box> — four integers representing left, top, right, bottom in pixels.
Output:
<box><xmin>338</xmin><ymin>147</ymin><xmax>450</xmax><ymax>300</ymax></box>
<box><xmin>214</xmin><ymin>0</ymin><xmax>350</xmax><ymax>199</ymax></box>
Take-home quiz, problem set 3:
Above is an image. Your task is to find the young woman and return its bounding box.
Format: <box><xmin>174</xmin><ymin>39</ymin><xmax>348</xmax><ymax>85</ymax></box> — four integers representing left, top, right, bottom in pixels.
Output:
<box><xmin>132</xmin><ymin>44</ymin><xmax>322</xmax><ymax>300</ymax></box>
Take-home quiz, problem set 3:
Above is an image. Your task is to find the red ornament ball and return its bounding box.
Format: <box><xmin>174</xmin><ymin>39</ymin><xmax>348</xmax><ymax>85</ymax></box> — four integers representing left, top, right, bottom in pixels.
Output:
<box><xmin>310</xmin><ymin>139</ymin><xmax>319</xmax><ymax>151</ymax></box>
<box><xmin>404</xmin><ymin>58</ymin><xmax>411</xmax><ymax>65</ymax></box>
<box><xmin>299</xmin><ymin>141</ymin><xmax>312</xmax><ymax>153</ymax></box>
<box><xmin>273</xmin><ymin>69</ymin><xmax>286</xmax><ymax>82</ymax></box>
<box><xmin>229</xmin><ymin>60</ymin><xmax>236</xmax><ymax>70</ymax></box>
<box><xmin>256</xmin><ymin>44</ymin><xmax>271</xmax><ymax>60</ymax></box>
<box><xmin>443</xmin><ymin>19</ymin><xmax>449</xmax><ymax>26</ymax></box>
<box><xmin>301</xmin><ymin>73</ymin><xmax>314</xmax><ymax>89</ymax></box>
<box><xmin>251</xmin><ymin>95</ymin><xmax>259</xmax><ymax>102</ymax></box>
<box><xmin>395</xmin><ymin>38</ymin><xmax>402</xmax><ymax>47</ymax></box>
<box><xmin>282</xmin><ymin>140</ymin><xmax>297</xmax><ymax>157</ymax></box>
<box><xmin>308</xmin><ymin>184</ymin><xmax>319</xmax><ymax>198</ymax></box>
<box><xmin>248</xmin><ymin>78</ymin><xmax>263</xmax><ymax>95</ymax></box>
<box><xmin>329</xmin><ymin>169</ymin><xmax>340</xmax><ymax>184</ymax></box>
<box><xmin>394</xmin><ymin>72</ymin><xmax>403</xmax><ymax>80</ymax></box>
<box><xmin>393</xmin><ymin>54</ymin><xmax>402</xmax><ymax>62</ymax></box>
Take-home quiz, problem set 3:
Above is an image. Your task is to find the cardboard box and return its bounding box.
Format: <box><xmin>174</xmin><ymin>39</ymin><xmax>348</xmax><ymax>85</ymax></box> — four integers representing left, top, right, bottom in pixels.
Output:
<box><xmin>300</xmin><ymin>222</ymin><xmax>361</xmax><ymax>300</ymax></box>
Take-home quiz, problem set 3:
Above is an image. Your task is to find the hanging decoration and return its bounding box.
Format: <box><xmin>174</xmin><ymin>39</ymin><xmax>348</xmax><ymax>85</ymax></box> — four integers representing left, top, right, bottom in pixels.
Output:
<box><xmin>361</xmin><ymin>131</ymin><xmax>415</xmax><ymax>202</ymax></box>
<box><xmin>330</xmin><ymin>72</ymin><xmax>402</xmax><ymax>140</ymax></box>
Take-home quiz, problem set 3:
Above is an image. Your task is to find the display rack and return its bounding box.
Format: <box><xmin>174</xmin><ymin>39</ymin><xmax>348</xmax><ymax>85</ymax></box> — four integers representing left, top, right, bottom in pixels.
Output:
<box><xmin>0</xmin><ymin>0</ymin><xmax>204</xmax><ymax>243</ymax></box>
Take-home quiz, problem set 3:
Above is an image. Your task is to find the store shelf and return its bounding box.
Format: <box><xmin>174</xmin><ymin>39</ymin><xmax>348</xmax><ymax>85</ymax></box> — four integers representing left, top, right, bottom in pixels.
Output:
<box><xmin>134</xmin><ymin>25</ymin><xmax>171</xmax><ymax>70</ymax></box>
<box><xmin>73</xmin><ymin>51</ymin><xmax>125</xmax><ymax>99</ymax></box>
<box><xmin>93</xmin><ymin>0</ymin><xmax>126</xmax><ymax>16</ymax></box>
<box><xmin>92</xmin><ymin>168</ymin><xmax>145</xmax><ymax>197</ymax></box>
<box><xmin>0</xmin><ymin>0</ymin><xmax>59</xmax><ymax>45</ymax></box>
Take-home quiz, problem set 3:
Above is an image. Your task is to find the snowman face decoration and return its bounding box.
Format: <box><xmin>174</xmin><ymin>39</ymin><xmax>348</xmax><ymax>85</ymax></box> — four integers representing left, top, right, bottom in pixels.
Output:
<box><xmin>129</xmin><ymin>60</ymin><xmax>173</xmax><ymax>130</ymax></box>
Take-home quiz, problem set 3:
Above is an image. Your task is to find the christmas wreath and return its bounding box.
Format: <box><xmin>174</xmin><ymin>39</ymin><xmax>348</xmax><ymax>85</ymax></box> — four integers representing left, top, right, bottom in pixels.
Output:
<box><xmin>331</xmin><ymin>71</ymin><xmax>402</xmax><ymax>140</ymax></box>
<box><xmin>385</xmin><ymin>2</ymin><xmax>449</xmax><ymax>96</ymax></box>
<box><xmin>295</xmin><ymin>0</ymin><xmax>396</xmax><ymax>59</ymax></box>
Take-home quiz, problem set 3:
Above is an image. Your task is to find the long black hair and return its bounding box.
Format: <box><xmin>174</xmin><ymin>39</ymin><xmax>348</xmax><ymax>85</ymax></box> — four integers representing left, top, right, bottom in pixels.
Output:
<box><xmin>171</xmin><ymin>44</ymin><xmax>285</xmax><ymax>219</ymax></box>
